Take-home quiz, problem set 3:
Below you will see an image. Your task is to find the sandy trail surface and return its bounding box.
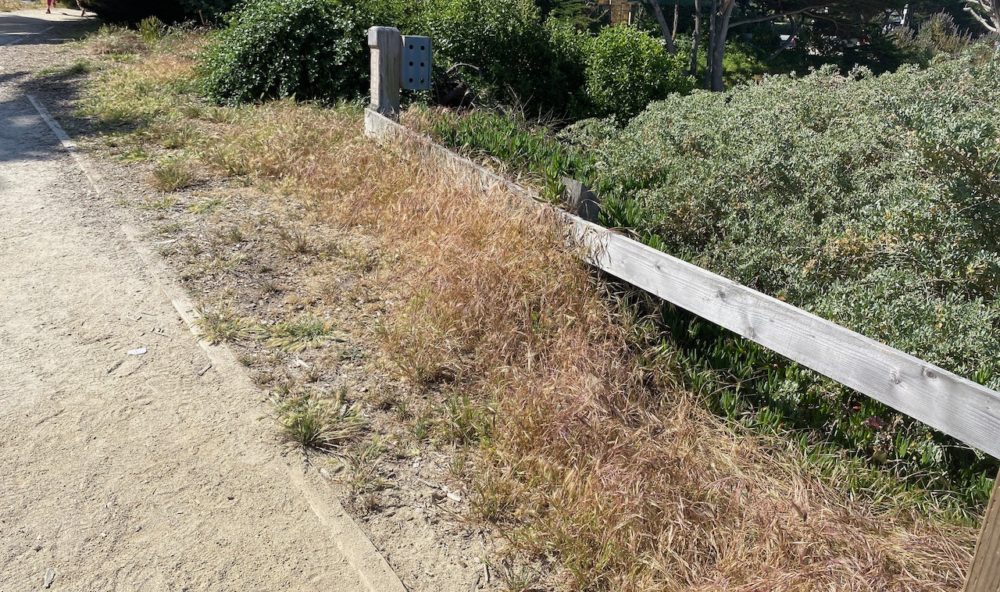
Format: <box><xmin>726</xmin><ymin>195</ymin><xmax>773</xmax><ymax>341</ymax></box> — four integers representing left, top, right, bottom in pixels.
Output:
<box><xmin>0</xmin><ymin>11</ymin><xmax>402</xmax><ymax>592</ymax></box>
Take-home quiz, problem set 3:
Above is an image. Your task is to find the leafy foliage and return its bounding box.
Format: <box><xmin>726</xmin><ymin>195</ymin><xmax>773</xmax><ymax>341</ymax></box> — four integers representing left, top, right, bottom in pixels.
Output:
<box><xmin>892</xmin><ymin>12</ymin><xmax>976</xmax><ymax>64</ymax></box>
<box><xmin>430</xmin><ymin>108</ymin><xmax>592</xmax><ymax>198</ymax></box>
<box><xmin>79</xmin><ymin>0</ymin><xmax>237</xmax><ymax>23</ymax></box>
<box><xmin>424</xmin><ymin>0</ymin><xmax>573</xmax><ymax>114</ymax></box>
<box><xmin>585</xmin><ymin>25</ymin><xmax>694</xmax><ymax>120</ymax></box>
<box><xmin>201</xmin><ymin>0</ymin><xmax>368</xmax><ymax>105</ymax></box>
<box><xmin>587</xmin><ymin>50</ymin><xmax>1000</xmax><ymax>492</ymax></box>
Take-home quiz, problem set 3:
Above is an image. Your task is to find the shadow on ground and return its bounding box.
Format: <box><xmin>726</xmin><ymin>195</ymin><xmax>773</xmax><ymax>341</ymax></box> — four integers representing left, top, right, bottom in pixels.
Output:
<box><xmin>0</xmin><ymin>15</ymin><xmax>106</xmax><ymax>165</ymax></box>
<box><xmin>0</xmin><ymin>12</ymin><xmax>95</xmax><ymax>46</ymax></box>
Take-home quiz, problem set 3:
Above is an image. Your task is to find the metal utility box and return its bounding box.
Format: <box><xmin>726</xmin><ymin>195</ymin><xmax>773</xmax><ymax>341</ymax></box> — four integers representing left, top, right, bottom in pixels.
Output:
<box><xmin>401</xmin><ymin>36</ymin><xmax>432</xmax><ymax>91</ymax></box>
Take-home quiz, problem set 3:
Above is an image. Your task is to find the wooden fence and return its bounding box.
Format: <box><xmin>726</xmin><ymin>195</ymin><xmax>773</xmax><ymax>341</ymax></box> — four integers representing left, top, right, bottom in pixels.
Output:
<box><xmin>365</xmin><ymin>27</ymin><xmax>1000</xmax><ymax>591</ymax></box>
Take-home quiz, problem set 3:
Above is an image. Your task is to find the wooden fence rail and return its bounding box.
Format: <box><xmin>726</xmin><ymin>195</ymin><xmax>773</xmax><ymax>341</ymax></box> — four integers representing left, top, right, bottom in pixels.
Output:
<box><xmin>365</xmin><ymin>27</ymin><xmax>1000</xmax><ymax>590</ymax></box>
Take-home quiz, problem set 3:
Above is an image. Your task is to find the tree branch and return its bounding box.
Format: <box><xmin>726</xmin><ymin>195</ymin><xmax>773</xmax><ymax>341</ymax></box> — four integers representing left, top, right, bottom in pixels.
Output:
<box><xmin>965</xmin><ymin>3</ymin><xmax>1000</xmax><ymax>32</ymax></box>
<box><xmin>729</xmin><ymin>4</ymin><xmax>832</xmax><ymax>27</ymax></box>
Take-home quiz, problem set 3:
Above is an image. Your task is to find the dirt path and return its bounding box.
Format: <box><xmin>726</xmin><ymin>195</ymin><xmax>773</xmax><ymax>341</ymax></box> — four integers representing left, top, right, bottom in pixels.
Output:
<box><xmin>0</xmin><ymin>12</ymin><xmax>404</xmax><ymax>592</ymax></box>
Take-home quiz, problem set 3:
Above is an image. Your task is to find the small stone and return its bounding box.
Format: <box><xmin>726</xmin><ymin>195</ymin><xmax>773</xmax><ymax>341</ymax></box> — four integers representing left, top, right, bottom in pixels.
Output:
<box><xmin>43</xmin><ymin>568</ymin><xmax>55</xmax><ymax>589</ymax></box>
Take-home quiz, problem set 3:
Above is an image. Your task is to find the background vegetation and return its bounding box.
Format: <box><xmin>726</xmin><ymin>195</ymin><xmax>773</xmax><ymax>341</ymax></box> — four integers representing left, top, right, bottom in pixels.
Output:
<box><xmin>81</xmin><ymin>0</ymin><xmax>999</xmax><ymax>519</ymax></box>
<box><xmin>200</xmin><ymin>0</ymin><xmax>368</xmax><ymax>104</ymax></box>
<box><xmin>589</xmin><ymin>49</ymin><xmax>1000</xmax><ymax>500</ymax></box>
<box><xmin>425</xmin><ymin>48</ymin><xmax>1000</xmax><ymax>504</ymax></box>
<box><xmin>77</xmin><ymin>27</ymin><xmax>978</xmax><ymax>590</ymax></box>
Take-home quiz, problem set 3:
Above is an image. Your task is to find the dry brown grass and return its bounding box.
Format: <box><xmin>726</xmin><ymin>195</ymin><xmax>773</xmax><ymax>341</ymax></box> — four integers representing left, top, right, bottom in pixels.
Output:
<box><xmin>82</xmin><ymin>32</ymin><xmax>978</xmax><ymax>591</ymax></box>
<box><xmin>0</xmin><ymin>0</ymin><xmax>41</xmax><ymax>11</ymax></box>
<box><xmin>197</xmin><ymin>102</ymin><xmax>976</xmax><ymax>591</ymax></box>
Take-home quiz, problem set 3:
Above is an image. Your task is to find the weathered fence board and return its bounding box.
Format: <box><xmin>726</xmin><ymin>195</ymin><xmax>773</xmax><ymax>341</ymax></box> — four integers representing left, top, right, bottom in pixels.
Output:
<box><xmin>569</xmin><ymin>216</ymin><xmax>1000</xmax><ymax>459</ymax></box>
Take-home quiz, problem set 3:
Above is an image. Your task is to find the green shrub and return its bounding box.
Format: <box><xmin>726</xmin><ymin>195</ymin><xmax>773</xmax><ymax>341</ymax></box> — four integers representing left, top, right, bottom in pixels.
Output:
<box><xmin>589</xmin><ymin>50</ymin><xmax>1000</xmax><ymax>496</ymax></box>
<box><xmin>137</xmin><ymin>16</ymin><xmax>167</xmax><ymax>44</ymax></box>
<box><xmin>201</xmin><ymin>0</ymin><xmax>368</xmax><ymax>105</ymax></box>
<box><xmin>584</xmin><ymin>25</ymin><xmax>694</xmax><ymax>120</ymax></box>
<box><xmin>892</xmin><ymin>12</ymin><xmax>975</xmax><ymax>65</ymax></box>
<box><xmin>79</xmin><ymin>0</ymin><xmax>236</xmax><ymax>23</ymax></box>
<box><xmin>425</xmin><ymin>0</ymin><xmax>574</xmax><ymax>114</ymax></box>
<box><xmin>355</xmin><ymin>0</ymin><xmax>424</xmax><ymax>34</ymax></box>
<box><xmin>544</xmin><ymin>18</ymin><xmax>589</xmax><ymax>116</ymax></box>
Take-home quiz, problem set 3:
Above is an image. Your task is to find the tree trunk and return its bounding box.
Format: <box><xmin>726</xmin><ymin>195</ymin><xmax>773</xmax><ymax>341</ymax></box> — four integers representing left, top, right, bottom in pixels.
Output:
<box><xmin>705</xmin><ymin>0</ymin><xmax>717</xmax><ymax>88</ymax></box>
<box><xmin>708</xmin><ymin>0</ymin><xmax>735</xmax><ymax>92</ymax></box>
<box><xmin>672</xmin><ymin>1</ymin><xmax>680</xmax><ymax>39</ymax></box>
<box><xmin>690</xmin><ymin>0</ymin><xmax>701</xmax><ymax>77</ymax></box>
<box><xmin>649</xmin><ymin>1</ymin><xmax>678</xmax><ymax>54</ymax></box>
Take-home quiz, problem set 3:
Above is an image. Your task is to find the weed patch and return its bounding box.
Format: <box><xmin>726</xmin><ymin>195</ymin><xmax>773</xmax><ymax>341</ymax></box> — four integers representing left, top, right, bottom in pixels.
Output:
<box><xmin>275</xmin><ymin>390</ymin><xmax>365</xmax><ymax>451</ymax></box>
<box><xmin>266</xmin><ymin>315</ymin><xmax>337</xmax><ymax>352</ymax></box>
<box><xmin>150</xmin><ymin>156</ymin><xmax>195</xmax><ymax>191</ymax></box>
<box><xmin>195</xmin><ymin>306</ymin><xmax>252</xmax><ymax>344</ymax></box>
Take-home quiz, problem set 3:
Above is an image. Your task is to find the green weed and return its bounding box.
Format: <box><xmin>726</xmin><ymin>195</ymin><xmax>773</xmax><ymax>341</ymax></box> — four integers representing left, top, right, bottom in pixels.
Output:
<box><xmin>266</xmin><ymin>315</ymin><xmax>336</xmax><ymax>352</ymax></box>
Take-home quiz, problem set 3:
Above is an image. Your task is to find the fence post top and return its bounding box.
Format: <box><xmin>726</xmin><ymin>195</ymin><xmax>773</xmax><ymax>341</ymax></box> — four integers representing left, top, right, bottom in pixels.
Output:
<box><xmin>368</xmin><ymin>26</ymin><xmax>401</xmax><ymax>48</ymax></box>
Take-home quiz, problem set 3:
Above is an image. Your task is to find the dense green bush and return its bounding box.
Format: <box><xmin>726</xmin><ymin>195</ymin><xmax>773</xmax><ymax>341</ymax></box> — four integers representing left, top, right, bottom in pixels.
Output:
<box><xmin>201</xmin><ymin>0</ymin><xmax>368</xmax><ymax>105</ymax></box>
<box><xmin>425</xmin><ymin>0</ymin><xmax>574</xmax><ymax>114</ymax></box>
<box><xmin>79</xmin><ymin>0</ymin><xmax>236</xmax><ymax>23</ymax></box>
<box><xmin>892</xmin><ymin>12</ymin><xmax>975</xmax><ymax>65</ymax></box>
<box><xmin>194</xmin><ymin>0</ymin><xmax>692</xmax><ymax>117</ymax></box>
<box><xmin>543</xmin><ymin>18</ymin><xmax>589</xmax><ymax>116</ymax></box>
<box><xmin>423</xmin><ymin>5</ymin><xmax>695</xmax><ymax>118</ymax></box>
<box><xmin>584</xmin><ymin>25</ymin><xmax>694</xmax><ymax>120</ymax></box>
<box><xmin>354</xmin><ymin>0</ymin><xmax>424</xmax><ymax>35</ymax></box>
<box><xmin>586</xmin><ymin>50</ymin><xmax>1000</xmax><ymax>495</ymax></box>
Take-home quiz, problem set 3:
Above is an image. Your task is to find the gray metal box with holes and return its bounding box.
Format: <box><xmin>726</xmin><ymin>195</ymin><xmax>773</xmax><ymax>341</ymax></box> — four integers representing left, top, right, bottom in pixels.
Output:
<box><xmin>402</xmin><ymin>36</ymin><xmax>432</xmax><ymax>91</ymax></box>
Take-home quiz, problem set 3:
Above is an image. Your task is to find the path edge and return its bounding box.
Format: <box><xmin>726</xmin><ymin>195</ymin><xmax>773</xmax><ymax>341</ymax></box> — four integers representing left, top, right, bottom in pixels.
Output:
<box><xmin>27</xmin><ymin>94</ymin><xmax>408</xmax><ymax>592</ymax></box>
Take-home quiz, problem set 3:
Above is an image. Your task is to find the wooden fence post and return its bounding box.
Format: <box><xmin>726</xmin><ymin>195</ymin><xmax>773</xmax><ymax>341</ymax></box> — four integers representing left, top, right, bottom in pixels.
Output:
<box><xmin>368</xmin><ymin>26</ymin><xmax>402</xmax><ymax>119</ymax></box>
<box><xmin>965</xmin><ymin>472</ymin><xmax>1000</xmax><ymax>592</ymax></box>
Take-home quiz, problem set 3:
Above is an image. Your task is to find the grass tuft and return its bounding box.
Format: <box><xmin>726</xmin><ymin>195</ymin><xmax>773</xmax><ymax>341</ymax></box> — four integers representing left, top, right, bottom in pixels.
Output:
<box><xmin>38</xmin><ymin>59</ymin><xmax>92</xmax><ymax>78</ymax></box>
<box><xmin>276</xmin><ymin>390</ymin><xmax>365</xmax><ymax>451</ymax></box>
<box><xmin>195</xmin><ymin>306</ymin><xmax>252</xmax><ymax>344</ymax></box>
<box><xmin>276</xmin><ymin>227</ymin><xmax>312</xmax><ymax>256</ymax></box>
<box><xmin>266</xmin><ymin>315</ymin><xmax>337</xmax><ymax>352</ymax></box>
<box><xmin>440</xmin><ymin>394</ymin><xmax>492</xmax><ymax>446</ymax></box>
<box><xmin>188</xmin><ymin>197</ymin><xmax>223</xmax><ymax>215</ymax></box>
<box><xmin>151</xmin><ymin>156</ymin><xmax>196</xmax><ymax>192</ymax></box>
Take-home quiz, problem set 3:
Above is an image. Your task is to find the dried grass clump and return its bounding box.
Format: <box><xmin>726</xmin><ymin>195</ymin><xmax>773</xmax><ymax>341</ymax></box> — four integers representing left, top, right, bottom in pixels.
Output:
<box><xmin>197</xmin><ymin>102</ymin><xmax>977</xmax><ymax>590</ymax></box>
<box><xmin>0</xmin><ymin>0</ymin><xmax>34</xmax><ymax>12</ymax></box>
<box><xmin>87</xmin><ymin>26</ymin><xmax>146</xmax><ymax>56</ymax></box>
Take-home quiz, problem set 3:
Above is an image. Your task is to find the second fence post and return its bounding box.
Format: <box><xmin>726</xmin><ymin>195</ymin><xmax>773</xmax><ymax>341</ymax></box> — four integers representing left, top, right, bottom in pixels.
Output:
<box><xmin>368</xmin><ymin>26</ymin><xmax>402</xmax><ymax>119</ymax></box>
